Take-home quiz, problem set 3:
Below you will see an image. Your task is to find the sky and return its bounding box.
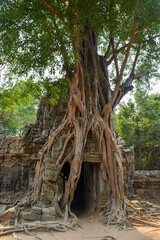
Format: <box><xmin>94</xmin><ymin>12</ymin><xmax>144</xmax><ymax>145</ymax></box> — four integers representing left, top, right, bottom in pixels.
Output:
<box><xmin>121</xmin><ymin>78</ymin><xmax>160</xmax><ymax>103</ymax></box>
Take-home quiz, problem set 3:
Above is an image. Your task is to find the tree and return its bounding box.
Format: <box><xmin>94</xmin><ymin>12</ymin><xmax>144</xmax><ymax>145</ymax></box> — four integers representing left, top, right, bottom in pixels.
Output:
<box><xmin>0</xmin><ymin>77</ymin><xmax>68</xmax><ymax>135</ymax></box>
<box><xmin>115</xmin><ymin>90</ymin><xmax>160</xmax><ymax>170</ymax></box>
<box><xmin>0</xmin><ymin>79</ymin><xmax>40</xmax><ymax>135</ymax></box>
<box><xmin>0</xmin><ymin>0</ymin><xmax>160</xmax><ymax>225</ymax></box>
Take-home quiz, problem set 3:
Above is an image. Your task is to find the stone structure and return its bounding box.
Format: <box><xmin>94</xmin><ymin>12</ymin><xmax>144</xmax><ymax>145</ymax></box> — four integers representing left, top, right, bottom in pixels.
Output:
<box><xmin>0</xmin><ymin>98</ymin><xmax>67</xmax><ymax>191</ymax></box>
<box><xmin>134</xmin><ymin>170</ymin><xmax>160</xmax><ymax>200</ymax></box>
<box><xmin>0</xmin><ymin>135</ymin><xmax>37</xmax><ymax>191</ymax></box>
<box><xmin>117</xmin><ymin>137</ymin><xmax>135</xmax><ymax>199</ymax></box>
<box><xmin>0</xmin><ymin>95</ymin><xmax>141</xmax><ymax>216</ymax></box>
<box><xmin>22</xmin><ymin>206</ymin><xmax>56</xmax><ymax>222</ymax></box>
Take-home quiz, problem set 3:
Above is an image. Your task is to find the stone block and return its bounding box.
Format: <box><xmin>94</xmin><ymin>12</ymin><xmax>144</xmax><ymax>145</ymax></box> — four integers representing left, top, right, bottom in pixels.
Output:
<box><xmin>49</xmin><ymin>207</ymin><xmax>56</xmax><ymax>216</ymax></box>
<box><xmin>41</xmin><ymin>214</ymin><xmax>55</xmax><ymax>221</ymax></box>
<box><xmin>42</xmin><ymin>207</ymin><xmax>55</xmax><ymax>216</ymax></box>
<box><xmin>45</xmin><ymin>163</ymin><xmax>56</xmax><ymax>170</ymax></box>
<box><xmin>22</xmin><ymin>212</ymin><xmax>41</xmax><ymax>221</ymax></box>
<box><xmin>45</xmin><ymin>169</ymin><xmax>58</xmax><ymax>181</ymax></box>
<box><xmin>45</xmin><ymin>158</ymin><xmax>56</xmax><ymax>163</ymax></box>
<box><xmin>32</xmin><ymin>206</ymin><xmax>42</xmax><ymax>214</ymax></box>
<box><xmin>17</xmin><ymin>197</ymin><xmax>28</xmax><ymax>207</ymax></box>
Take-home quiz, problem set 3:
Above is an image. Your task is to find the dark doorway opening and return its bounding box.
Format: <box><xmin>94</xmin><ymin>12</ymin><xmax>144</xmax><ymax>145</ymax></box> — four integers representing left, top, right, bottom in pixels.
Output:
<box><xmin>71</xmin><ymin>163</ymin><xmax>85</xmax><ymax>213</ymax></box>
<box><xmin>71</xmin><ymin>161</ymin><xmax>100</xmax><ymax>215</ymax></box>
<box><xmin>59</xmin><ymin>161</ymin><xmax>70</xmax><ymax>194</ymax></box>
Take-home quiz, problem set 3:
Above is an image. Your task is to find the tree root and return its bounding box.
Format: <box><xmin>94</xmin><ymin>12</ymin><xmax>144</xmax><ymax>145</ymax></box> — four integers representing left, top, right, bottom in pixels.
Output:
<box><xmin>42</xmin><ymin>173</ymin><xmax>55</xmax><ymax>192</ymax></box>
<box><xmin>125</xmin><ymin>198</ymin><xmax>160</xmax><ymax>228</ymax></box>
<box><xmin>100</xmin><ymin>197</ymin><xmax>160</xmax><ymax>230</ymax></box>
<box><xmin>0</xmin><ymin>221</ymin><xmax>75</xmax><ymax>236</ymax></box>
<box><xmin>128</xmin><ymin>216</ymin><xmax>160</xmax><ymax>228</ymax></box>
<box><xmin>69</xmin><ymin>205</ymin><xmax>78</xmax><ymax>227</ymax></box>
<box><xmin>101</xmin><ymin>209</ymin><xmax>133</xmax><ymax>230</ymax></box>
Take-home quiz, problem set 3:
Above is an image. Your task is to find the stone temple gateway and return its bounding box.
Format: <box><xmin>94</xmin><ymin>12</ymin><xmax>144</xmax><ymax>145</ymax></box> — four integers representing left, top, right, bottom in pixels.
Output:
<box><xmin>0</xmin><ymin>96</ymin><xmax>135</xmax><ymax>217</ymax></box>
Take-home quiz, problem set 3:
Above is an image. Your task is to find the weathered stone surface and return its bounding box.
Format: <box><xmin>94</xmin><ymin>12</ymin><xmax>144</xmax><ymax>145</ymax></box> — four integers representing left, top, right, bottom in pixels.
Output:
<box><xmin>133</xmin><ymin>171</ymin><xmax>160</xmax><ymax>199</ymax></box>
<box><xmin>117</xmin><ymin>137</ymin><xmax>135</xmax><ymax>198</ymax></box>
<box><xmin>22</xmin><ymin>212</ymin><xmax>41</xmax><ymax>221</ymax></box>
<box><xmin>41</xmin><ymin>215</ymin><xmax>55</xmax><ymax>221</ymax></box>
<box><xmin>17</xmin><ymin>197</ymin><xmax>28</xmax><ymax>207</ymax></box>
<box><xmin>0</xmin><ymin>205</ymin><xmax>7</xmax><ymax>215</ymax></box>
<box><xmin>0</xmin><ymin>98</ymin><xmax>68</xmax><ymax>193</ymax></box>
<box><xmin>32</xmin><ymin>206</ymin><xmax>42</xmax><ymax>215</ymax></box>
<box><xmin>0</xmin><ymin>159</ymin><xmax>37</xmax><ymax>191</ymax></box>
<box><xmin>42</xmin><ymin>207</ymin><xmax>55</xmax><ymax>216</ymax></box>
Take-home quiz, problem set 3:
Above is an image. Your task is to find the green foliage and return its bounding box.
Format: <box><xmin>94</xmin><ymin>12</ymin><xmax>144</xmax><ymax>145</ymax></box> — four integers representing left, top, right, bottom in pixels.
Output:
<box><xmin>114</xmin><ymin>90</ymin><xmax>160</xmax><ymax>170</ymax></box>
<box><xmin>0</xmin><ymin>76</ymin><xmax>69</xmax><ymax>135</ymax></box>
<box><xmin>43</xmin><ymin>77</ymin><xmax>69</xmax><ymax>105</ymax></box>
<box><xmin>0</xmin><ymin>79</ymin><xmax>40</xmax><ymax>135</ymax></box>
<box><xmin>0</xmin><ymin>0</ymin><xmax>159</xmax><ymax>81</ymax></box>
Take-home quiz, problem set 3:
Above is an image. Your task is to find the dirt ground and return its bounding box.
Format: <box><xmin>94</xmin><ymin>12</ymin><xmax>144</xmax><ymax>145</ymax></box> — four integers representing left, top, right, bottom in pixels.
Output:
<box><xmin>0</xmin><ymin>215</ymin><xmax>160</xmax><ymax>240</ymax></box>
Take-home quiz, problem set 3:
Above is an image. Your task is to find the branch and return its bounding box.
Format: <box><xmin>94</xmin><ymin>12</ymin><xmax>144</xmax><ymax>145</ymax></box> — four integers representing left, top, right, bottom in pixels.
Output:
<box><xmin>113</xmin><ymin>72</ymin><xmax>149</xmax><ymax>108</ymax></box>
<box><xmin>41</xmin><ymin>0</ymin><xmax>67</xmax><ymax>25</ymax></box>
<box><xmin>134</xmin><ymin>26</ymin><xmax>146</xmax><ymax>41</ymax></box>
<box><xmin>52</xmin><ymin>21</ymin><xmax>70</xmax><ymax>71</ymax></box>
<box><xmin>122</xmin><ymin>72</ymin><xmax>149</xmax><ymax>91</ymax></box>
<box><xmin>111</xmin><ymin>38</ymin><xmax>119</xmax><ymax>77</ymax></box>
<box><xmin>131</xmin><ymin>43</ymin><xmax>141</xmax><ymax>74</ymax></box>
<box><xmin>105</xmin><ymin>27</ymin><xmax>145</xmax><ymax>67</ymax></box>
<box><xmin>105</xmin><ymin>42</ymin><xmax>130</xmax><ymax>65</ymax></box>
<box><xmin>105</xmin><ymin>32</ymin><xmax>160</xmax><ymax>62</ymax></box>
<box><xmin>136</xmin><ymin>33</ymin><xmax>160</xmax><ymax>44</ymax></box>
<box><xmin>107</xmin><ymin>20</ymin><xmax>137</xmax><ymax>110</ymax></box>
<box><xmin>105</xmin><ymin>44</ymin><xmax>126</xmax><ymax>67</ymax></box>
<box><xmin>134</xmin><ymin>72</ymin><xmax>150</xmax><ymax>79</ymax></box>
<box><xmin>105</xmin><ymin>26</ymin><xmax>146</xmax><ymax>67</ymax></box>
<box><xmin>104</xmin><ymin>39</ymin><xmax>112</xmax><ymax>59</ymax></box>
<box><xmin>78</xmin><ymin>62</ymin><xmax>85</xmax><ymax>104</ymax></box>
<box><xmin>122</xmin><ymin>71</ymin><xmax>149</xmax><ymax>89</ymax></box>
<box><xmin>103</xmin><ymin>1</ymin><xmax>143</xmax><ymax>114</ymax></box>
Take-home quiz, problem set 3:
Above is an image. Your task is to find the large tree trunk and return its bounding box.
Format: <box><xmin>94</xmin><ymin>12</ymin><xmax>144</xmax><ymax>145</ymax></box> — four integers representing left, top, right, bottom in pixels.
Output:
<box><xmin>29</xmin><ymin>25</ymin><xmax>125</xmax><ymax>226</ymax></box>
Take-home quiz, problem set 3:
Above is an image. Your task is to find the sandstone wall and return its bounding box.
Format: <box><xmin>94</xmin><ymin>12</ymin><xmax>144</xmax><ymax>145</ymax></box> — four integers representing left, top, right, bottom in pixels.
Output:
<box><xmin>0</xmin><ymin>135</ymin><xmax>37</xmax><ymax>191</ymax></box>
<box><xmin>134</xmin><ymin>170</ymin><xmax>160</xmax><ymax>200</ymax></box>
<box><xmin>0</xmin><ymin>98</ymin><xmax>67</xmax><ymax>193</ymax></box>
<box><xmin>117</xmin><ymin>137</ymin><xmax>135</xmax><ymax>198</ymax></box>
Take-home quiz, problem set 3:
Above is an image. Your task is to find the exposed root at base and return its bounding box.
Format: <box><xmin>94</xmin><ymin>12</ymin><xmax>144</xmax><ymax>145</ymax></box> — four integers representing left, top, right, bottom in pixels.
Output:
<box><xmin>0</xmin><ymin>221</ymin><xmax>75</xmax><ymax>237</ymax></box>
<box><xmin>100</xmin><ymin>208</ymin><xmax>133</xmax><ymax>230</ymax></box>
<box><xmin>125</xmin><ymin>198</ymin><xmax>160</xmax><ymax>228</ymax></box>
<box><xmin>100</xmin><ymin>197</ymin><xmax>160</xmax><ymax>230</ymax></box>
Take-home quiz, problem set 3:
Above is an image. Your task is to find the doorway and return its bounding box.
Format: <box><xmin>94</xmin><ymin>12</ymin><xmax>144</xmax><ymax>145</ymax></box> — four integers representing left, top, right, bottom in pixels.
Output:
<box><xmin>71</xmin><ymin>161</ymin><xmax>100</xmax><ymax>215</ymax></box>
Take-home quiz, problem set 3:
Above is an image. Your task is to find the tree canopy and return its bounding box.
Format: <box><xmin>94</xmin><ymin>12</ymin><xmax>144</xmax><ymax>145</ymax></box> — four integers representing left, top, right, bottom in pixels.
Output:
<box><xmin>0</xmin><ymin>0</ymin><xmax>160</xmax><ymax>91</ymax></box>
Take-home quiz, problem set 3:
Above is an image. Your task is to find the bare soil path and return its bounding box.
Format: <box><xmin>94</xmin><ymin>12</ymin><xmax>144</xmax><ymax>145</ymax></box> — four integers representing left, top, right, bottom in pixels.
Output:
<box><xmin>0</xmin><ymin>215</ymin><xmax>160</xmax><ymax>240</ymax></box>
